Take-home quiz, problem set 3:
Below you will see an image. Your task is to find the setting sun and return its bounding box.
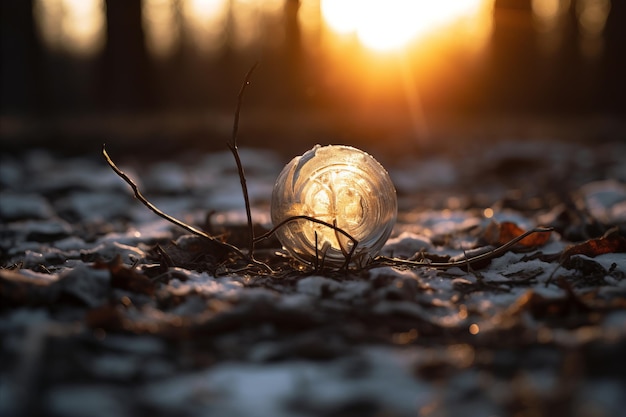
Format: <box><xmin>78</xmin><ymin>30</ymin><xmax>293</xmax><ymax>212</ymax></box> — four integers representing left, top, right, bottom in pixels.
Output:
<box><xmin>321</xmin><ymin>0</ymin><xmax>487</xmax><ymax>52</ymax></box>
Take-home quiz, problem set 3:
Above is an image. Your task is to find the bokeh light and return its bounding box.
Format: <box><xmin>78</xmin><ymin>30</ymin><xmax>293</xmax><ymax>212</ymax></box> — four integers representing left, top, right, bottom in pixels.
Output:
<box><xmin>142</xmin><ymin>0</ymin><xmax>179</xmax><ymax>59</ymax></box>
<box><xmin>34</xmin><ymin>0</ymin><xmax>105</xmax><ymax>56</ymax></box>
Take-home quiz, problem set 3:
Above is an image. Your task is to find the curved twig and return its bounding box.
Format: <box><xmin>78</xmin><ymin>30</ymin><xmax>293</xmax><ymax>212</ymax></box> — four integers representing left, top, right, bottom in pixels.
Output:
<box><xmin>255</xmin><ymin>214</ymin><xmax>359</xmax><ymax>267</ymax></box>
<box><xmin>374</xmin><ymin>227</ymin><xmax>554</xmax><ymax>270</ymax></box>
<box><xmin>102</xmin><ymin>145</ymin><xmax>247</xmax><ymax>260</ymax></box>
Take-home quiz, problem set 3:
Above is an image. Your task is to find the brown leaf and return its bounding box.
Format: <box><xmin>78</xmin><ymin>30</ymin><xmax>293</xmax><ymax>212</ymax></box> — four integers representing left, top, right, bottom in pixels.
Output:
<box><xmin>483</xmin><ymin>221</ymin><xmax>552</xmax><ymax>248</ymax></box>
<box><xmin>561</xmin><ymin>227</ymin><xmax>626</xmax><ymax>261</ymax></box>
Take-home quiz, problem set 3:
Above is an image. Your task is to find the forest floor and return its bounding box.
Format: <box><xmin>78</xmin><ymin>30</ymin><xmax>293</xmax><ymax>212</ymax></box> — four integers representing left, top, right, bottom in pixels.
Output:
<box><xmin>1</xmin><ymin>129</ymin><xmax>625</xmax><ymax>417</ymax></box>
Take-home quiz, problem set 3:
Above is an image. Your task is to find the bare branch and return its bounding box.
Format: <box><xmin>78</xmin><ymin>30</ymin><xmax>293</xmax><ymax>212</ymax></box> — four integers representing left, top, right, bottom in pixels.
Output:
<box><xmin>229</xmin><ymin>63</ymin><xmax>258</xmax><ymax>149</ymax></box>
<box><xmin>314</xmin><ymin>231</ymin><xmax>319</xmax><ymax>272</ymax></box>
<box><xmin>254</xmin><ymin>214</ymin><xmax>359</xmax><ymax>267</ymax></box>
<box><xmin>102</xmin><ymin>144</ymin><xmax>247</xmax><ymax>260</ymax></box>
<box><xmin>374</xmin><ymin>227</ymin><xmax>554</xmax><ymax>270</ymax></box>
<box><xmin>227</xmin><ymin>63</ymin><xmax>259</xmax><ymax>258</ymax></box>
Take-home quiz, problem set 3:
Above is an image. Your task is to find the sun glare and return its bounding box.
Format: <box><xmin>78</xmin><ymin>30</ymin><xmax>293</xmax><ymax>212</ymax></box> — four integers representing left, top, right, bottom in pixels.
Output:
<box><xmin>33</xmin><ymin>0</ymin><xmax>492</xmax><ymax>58</ymax></box>
<box><xmin>321</xmin><ymin>0</ymin><xmax>487</xmax><ymax>52</ymax></box>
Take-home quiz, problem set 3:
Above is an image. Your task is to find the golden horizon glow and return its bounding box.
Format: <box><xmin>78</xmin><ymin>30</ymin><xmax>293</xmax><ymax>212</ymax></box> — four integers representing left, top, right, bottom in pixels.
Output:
<box><xmin>321</xmin><ymin>0</ymin><xmax>487</xmax><ymax>52</ymax></box>
<box><xmin>34</xmin><ymin>0</ymin><xmax>494</xmax><ymax>57</ymax></box>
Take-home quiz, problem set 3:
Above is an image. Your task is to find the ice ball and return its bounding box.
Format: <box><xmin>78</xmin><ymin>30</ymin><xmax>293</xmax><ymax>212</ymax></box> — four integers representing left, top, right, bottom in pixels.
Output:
<box><xmin>271</xmin><ymin>145</ymin><xmax>397</xmax><ymax>266</ymax></box>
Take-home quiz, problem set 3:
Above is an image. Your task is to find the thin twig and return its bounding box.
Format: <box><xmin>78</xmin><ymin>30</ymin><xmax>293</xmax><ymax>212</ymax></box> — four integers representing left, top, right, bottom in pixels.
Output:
<box><xmin>374</xmin><ymin>227</ymin><xmax>554</xmax><ymax>270</ymax></box>
<box><xmin>255</xmin><ymin>215</ymin><xmax>358</xmax><ymax>246</ymax></box>
<box><xmin>314</xmin><ymin>231</ymin><xmax>319</xmax><ymax>272</ymax></box>
<box><xmin>463</xmin><ymin>248</ymin><xmax>484</xmax><ymax>281</ymax></box>
<box><xmin>545</xmin><ymin>261</ymin><xmax>563</xmax><ymax>287</ymax></box>
<box><xmin>333</xmin><ymin>219</ymin><xmax>350</xmax><ymax>259</ymax></box>
<box><xmin>255</xmin><ymin>214</ymin><xmax>359</xmax><ymax>266</ymax></box>
<box><xmin>227</xmin><ymin>63</ymin><xmax>259</xmax><ymax>258</ymax></box>
<box><xmin>229</xmin><ymin>63</ymin><xmax>258</xmax><ymax>150</ymax></box>
<box><xmin>102</xmin><ymin>145</ymin><xmax>247</xmax><ymax>260</ymax></box>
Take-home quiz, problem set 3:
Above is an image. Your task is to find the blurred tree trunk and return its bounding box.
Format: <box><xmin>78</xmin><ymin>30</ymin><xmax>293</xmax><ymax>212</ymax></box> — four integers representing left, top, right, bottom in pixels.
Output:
<box><xmin>487</xmin><ymin>0</ymin><xmax>538</xmax><ymax>112</ymax></box>
<box><xmin>0</xmin><ymin>0</ymin><xmax>46</xmax><ymax>114</ymax></box>
<box><xmin>602</xmin><ymin>0</ymin><xmax>626</xmax><ymax>113</ymax></box>
<box><xmin>97</xmin><ymin>0</ymin><xmax>156</xmax><ymax>111</ymax></box>
<box><xmin>284</xmin><ymin>0</ymin><xmax>301</xmax><ymax>64</ymax></box>
<box><xmin>283</xmin><ymin>0</ymin><xmax>304</xmax><ymax>105</ymax></box>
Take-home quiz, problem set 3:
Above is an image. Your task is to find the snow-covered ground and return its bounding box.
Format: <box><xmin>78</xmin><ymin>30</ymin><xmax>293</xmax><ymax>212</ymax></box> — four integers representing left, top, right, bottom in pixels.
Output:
<box><xmin>1</xmin><ymin>139</ymin><xmax>625</xmax><ymax>417</ymax></box>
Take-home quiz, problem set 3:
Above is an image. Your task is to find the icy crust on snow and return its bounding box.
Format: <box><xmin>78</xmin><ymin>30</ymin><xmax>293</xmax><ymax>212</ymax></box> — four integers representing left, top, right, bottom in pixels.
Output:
<box><xmin>140</xmin><ymin>347</ymin><xmax>431</xmax><ymax>417</ymax></box>
<box><xmin>581</xmin><ymin>179</ymin><xmax>626</xmax><ymax>224</ymax></box>
<box><xmin>166</xmin><ymin>272</ymin><xmax>245</xmax><ymax>300</ymax></box>
<box><xmin>0</xmin><ymin>192</ymin><xmax>55</xmax><ymax>220</ymax></box>
<box><xmin>35</xmin><ymin>339</ymin><xmax>626</xmax><ymax>417</ymax></box>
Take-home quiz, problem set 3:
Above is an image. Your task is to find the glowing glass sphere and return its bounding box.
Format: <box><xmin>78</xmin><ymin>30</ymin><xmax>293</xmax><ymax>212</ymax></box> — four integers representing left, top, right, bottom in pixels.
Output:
<box><xmin>271</xmin><ymin>145</ymin><xmax>397</xmax><ymax>266</ymax></box>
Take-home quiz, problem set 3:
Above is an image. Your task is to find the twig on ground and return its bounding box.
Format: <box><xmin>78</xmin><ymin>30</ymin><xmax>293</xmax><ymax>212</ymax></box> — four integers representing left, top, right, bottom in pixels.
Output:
<box><xmin>374</xmin><ymin>227</ymin><xmax>554</xmax><ymax>270</ymax></box>
<box><xmin>254</xmin><ymin>214</ymin><xmax>359</xmax><ymax>268</ymax></box>
<box><xmin>102</xmin><ymin>145</ymin><xmax>248</xmax><ymax>262</ymax></box>
<box><xmin>463</xmin><ymin>248</ymin><xmax>484</xmax><ymax>281</ymax></box>
<box><xmin>314</xmin><ymin>231</ymin><xmax>319</xmax><ymax>272</ymax></box>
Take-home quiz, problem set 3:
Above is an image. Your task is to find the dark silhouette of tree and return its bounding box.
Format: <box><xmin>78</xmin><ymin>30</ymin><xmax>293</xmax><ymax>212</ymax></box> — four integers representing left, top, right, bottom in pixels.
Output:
<box><xmin>546</xmin><ymin>0</ymin><xmax>584</xmax><ymax>113</ymax></box>
<box><xmin>284</xmin><ymin>0</ymin><xmax>301</xmax><ymax>64</ymax></box>
<box><xmin>0</xmin><ymin>0</ymin><xmax>46</xmax><ymax>114</ymax></box>
<box><xmin>484</xmin><ymin>0</ymin><xmax>538</xmax><ymax>112</ymax></box>
<box><xmin>601</xmin><ymin>0</ymin><xmax>626</xmax><ymax>113</ymax></box>
<box><xmin>97</xmin><ymin>0</ymin><xmax>156</xmax><ymax>111</ymax></box>
<box><xmin>283</xmin><ymin>0</ymin><xmax>304</xmax><ymax>105</ymax></box>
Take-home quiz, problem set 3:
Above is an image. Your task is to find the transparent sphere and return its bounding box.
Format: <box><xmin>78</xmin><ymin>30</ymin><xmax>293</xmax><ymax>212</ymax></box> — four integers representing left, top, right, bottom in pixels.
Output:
<box><xmin>271</xmin><ymin>145</ymin><xmax>397</xmax><ymax>266</ymax></box>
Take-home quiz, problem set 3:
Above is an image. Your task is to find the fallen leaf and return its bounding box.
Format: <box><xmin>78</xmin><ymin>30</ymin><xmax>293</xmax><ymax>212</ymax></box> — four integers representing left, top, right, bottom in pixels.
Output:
<box><xmin>561</xmin><ymin>227</ymin><xmax>626</xmax><ymax>261</ymax></box>
<box><xmin>483</xmin><ymin>221</ymin><xmax>552</xmax><ymax>248</ymax></box>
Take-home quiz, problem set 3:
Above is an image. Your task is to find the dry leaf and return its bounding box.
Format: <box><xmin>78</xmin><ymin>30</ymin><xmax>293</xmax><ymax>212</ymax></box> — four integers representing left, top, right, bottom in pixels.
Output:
<box><xmin>561</xmin><ymin>227</ymin><xmax>626</xmax><ymax>261</ymax></box>
<box><xmin>483</xmin><ymin>221</ymin><xmax>552</xmax><ymax>248</ymax></box>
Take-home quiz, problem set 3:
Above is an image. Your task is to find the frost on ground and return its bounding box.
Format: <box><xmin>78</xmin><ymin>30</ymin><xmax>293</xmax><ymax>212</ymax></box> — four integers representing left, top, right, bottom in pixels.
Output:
<box><xmin>1</xmin><ymin>138</ymin><xmax>625</xmax><ymax>417</ymax></box>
